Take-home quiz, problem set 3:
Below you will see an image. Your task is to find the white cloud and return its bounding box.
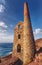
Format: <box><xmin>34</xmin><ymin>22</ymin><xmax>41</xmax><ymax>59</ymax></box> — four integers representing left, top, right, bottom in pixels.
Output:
<box><xmin>0</xmin><ymin>4</ymin><xmax>5</xmax><ymax>13</ymax></box>
<box><xmin>34</xmin><ymin>28</ymin><xmax>42</xmax><ymax>35</ymax></box>
<box><xmin>33</xmin><ymin>28</ymin><xmax>42</xmax><ymax>40</ymax></box>
<box><xmin>0</xmin><ymin>0</ymin><xmax>13</xmax><ymax>43</ymax></box>
<box><xmin>0</xmin><ymin>34</ymin><xmax>13</xmax><ymax>43</ymax></box>
<box><xmin>0</xmin><ymin>21</ymin><xmax>13</xmax><ymax>43</ymax></box>
<box><xmin>0</xmin><ymin>28</ymin><xmax>13</xmax><ymax>43</ymax></box>
<box><xmin>0</xmin><ymin>21</ymin><xmax>8</xmax><ymax>28</ymax></box>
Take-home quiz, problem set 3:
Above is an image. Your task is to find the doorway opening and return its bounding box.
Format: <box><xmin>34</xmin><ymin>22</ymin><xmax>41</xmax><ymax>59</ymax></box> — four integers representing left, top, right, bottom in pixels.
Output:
<box><xmin>17</xmin><ymin>44</ymin><xmax>21</xmax><ymax>52</ymax></box>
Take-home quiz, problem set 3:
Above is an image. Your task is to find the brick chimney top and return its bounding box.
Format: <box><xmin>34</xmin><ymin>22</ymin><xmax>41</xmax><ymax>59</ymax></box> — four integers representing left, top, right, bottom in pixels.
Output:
<box><xmin>24</xmin><ymin>2</ymin><xmax>29</xmax><ymax>16</ymax></box>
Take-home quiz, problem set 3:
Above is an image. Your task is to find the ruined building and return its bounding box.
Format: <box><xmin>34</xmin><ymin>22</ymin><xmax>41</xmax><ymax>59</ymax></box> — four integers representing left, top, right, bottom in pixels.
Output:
<box><xmin>0</xmin><ymin>2</ymin><xmax>42</xmax><ymax>65</ymax></box>
<box><xmin>12</xmin><ymin>2</ymin><xmax>36</xmax><ymax>65</ymax></box>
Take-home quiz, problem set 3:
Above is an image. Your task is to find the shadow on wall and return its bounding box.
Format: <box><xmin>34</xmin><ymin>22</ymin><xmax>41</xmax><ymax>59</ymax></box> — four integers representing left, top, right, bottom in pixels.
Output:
<box><xmin>11</xmin><ymin>59</ymin><xmax>23</xmax><ymax>65</ymax></box>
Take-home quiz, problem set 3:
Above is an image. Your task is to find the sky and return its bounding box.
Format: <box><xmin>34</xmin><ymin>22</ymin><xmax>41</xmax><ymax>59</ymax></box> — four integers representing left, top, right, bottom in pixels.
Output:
<box><xmin>0</xmin><ymin>0</ymin><xmax>42</xmax><ymax>43</ymax></box>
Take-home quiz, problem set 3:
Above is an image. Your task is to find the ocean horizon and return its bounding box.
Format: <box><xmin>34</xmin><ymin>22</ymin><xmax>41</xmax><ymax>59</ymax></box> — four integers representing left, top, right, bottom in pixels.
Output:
<box><xmin>0</xmin><ymin>43</ymin><xmax>13</xmax><ymax>57</ymax></box>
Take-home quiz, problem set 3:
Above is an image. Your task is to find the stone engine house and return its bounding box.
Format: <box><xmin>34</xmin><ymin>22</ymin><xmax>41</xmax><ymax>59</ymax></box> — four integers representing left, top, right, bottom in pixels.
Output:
<box><xmin>12</xmin><ymin>2</ymin><xmax>36</xmax><ymax>65</ymax></box>
<box><xmin>12</xmin><ymin>22</ymin><xmax>24</xmax><ymax>61</ymax></box>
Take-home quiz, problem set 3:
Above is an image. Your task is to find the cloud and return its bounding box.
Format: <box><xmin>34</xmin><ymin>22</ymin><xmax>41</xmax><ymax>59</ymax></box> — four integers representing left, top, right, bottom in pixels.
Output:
<box><xmin>0</xmin><ymin>4</ymin><xmax>5</xmax><ymax>13</ymax></box>
<box><xmin>34</xmin><ymin>28</ymin><xmax>42</xmax><ymax>35</ymax></box>
<box><xmin>0</xmin><ymin>34</ymin><xmax>13</xmax><ymax>43</ymax></box>
<box><xmin>0</xmin><ymin>21</ymin><xmax>8</xmax><ymax>28</ymax></box>
<box><xmin>0</xmin><ymin>27</ymin><xmax>13</xmax><ymax>43</ymax></box>
<box><xmin>0</xmin><ymin>0</ymin><xmax>13</xmax><ymax>43</ymax></box>
<box><xmin>0</xmin><ymin>35</ymin><xmax>13</xmax><ymax>43</ymax></box>
<box><xmin>33</xmin><ymin>28</ymin><xmax>42</xmax><ymax>40</ymax></box>
<box><xmin>0</xmin><ymin>0</ymin><xmax>5</xmax><ymax>5</ymax></box>
<box><xmin>0</xmin><ymin>21</ymin><xmax>13</xmax><ymax>43</ymax></box>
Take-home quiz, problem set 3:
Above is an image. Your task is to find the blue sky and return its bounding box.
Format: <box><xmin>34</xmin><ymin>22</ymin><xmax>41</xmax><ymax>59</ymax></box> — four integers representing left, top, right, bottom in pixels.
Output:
<box><xmin>0</xmin><ymin>0</ymin><xmax>42</xmax><ymax>43</ymax></box>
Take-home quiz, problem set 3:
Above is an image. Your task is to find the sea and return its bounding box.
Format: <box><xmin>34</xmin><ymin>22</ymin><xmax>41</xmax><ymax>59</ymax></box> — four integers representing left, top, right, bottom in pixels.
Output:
<box><xmin>0</xmin><ymin>43</ymin><xmax>13</xmax><ymax>57</ymax></box>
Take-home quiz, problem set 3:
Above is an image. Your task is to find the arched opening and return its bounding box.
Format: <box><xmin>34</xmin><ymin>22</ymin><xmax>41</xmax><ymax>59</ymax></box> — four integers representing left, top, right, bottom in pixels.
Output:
<box><xmin>18</xmin><ymin>25</ymin><xmax>22</xmax><ymax>29</ymax></box>
<box><xmin>18</xmin><ymin>34</ymin><xmax>21</xmax><ymax>39</ymax></box>
<box><xmin>17</xmin><ymin>44</ymin><xmax>21</xmax><ymax>52</ymax></box>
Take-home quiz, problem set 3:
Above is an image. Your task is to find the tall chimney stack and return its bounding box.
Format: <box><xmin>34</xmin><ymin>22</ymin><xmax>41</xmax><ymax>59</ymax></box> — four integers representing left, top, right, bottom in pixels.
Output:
<box><xmin>24</xmin><ymin>2</ymin><xmax>30</xmax><ymax>18</ymax></box>
<box><xmin>23</xmin><ymin>2</ymin><xmax>36</xmax><ymax>65</ymax></box>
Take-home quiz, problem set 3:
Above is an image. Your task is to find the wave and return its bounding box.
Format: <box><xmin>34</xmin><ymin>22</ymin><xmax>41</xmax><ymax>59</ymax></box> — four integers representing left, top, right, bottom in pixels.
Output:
<box><xmin>0</xmin><ymin>43</ymin><xmax>13</xmax><ymax>57</ymax></box>
<box><xmin>6</xmin><ymin>52</ymin><xmax>12</xmax><ymax>56</ymax></box>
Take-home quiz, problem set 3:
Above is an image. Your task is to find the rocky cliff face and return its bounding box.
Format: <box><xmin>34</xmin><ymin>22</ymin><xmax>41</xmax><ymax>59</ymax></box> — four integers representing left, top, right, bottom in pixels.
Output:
<box><xmin>35</xmin><ymin>38</ymin><xmax>42</xmax><ymax>51</ymax></box>
<box><xmin>28</xmin><ymin>38</ymin><xmax>42</xmax><ymax>65</ymax></box>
